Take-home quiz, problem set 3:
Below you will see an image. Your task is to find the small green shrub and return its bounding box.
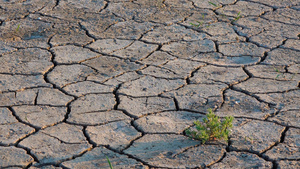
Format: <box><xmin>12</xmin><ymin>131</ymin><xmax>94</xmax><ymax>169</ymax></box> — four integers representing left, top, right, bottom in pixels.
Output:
<box><xmin>186</xmin><ymin>109</ymin><xmax>234</xmax><ymax>144</ymax></box>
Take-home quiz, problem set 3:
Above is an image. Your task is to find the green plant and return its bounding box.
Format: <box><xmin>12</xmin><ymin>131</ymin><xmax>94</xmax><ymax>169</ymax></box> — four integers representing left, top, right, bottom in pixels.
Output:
<box><xmin>190</xmin><ymin>14</ymin><xmax>207</xmax><ymax>28</ymax></box>
<box><xmin>232</xmin><ymin>11</ymin><xmax>241</xmax><ymax>22</ymax></box>
<box><xmin>190</xmin><ymin>1</ymin><xmax>224</xmax><ymax>28</ymax></box>
<box><xmin>186</xmin><ymin>109</ymin><xmax>234</xmax><ymax>144</ymax></box>
<box><xmin>244</xmin><ymin>136</ymin><xmax>255</xmax><ymax>144</ymax></box>
<box><xmin>106</xmin><ymin>156</ymin><xmax>113</xmax><ymax>169</ymax></box>
<box><xmin>208</xmin><ymin>1</ymin><xmax>219</xmax><ymax>7</ymax></box>
<box><xmin>190</xmin><ymin>21</ymin><xmax>203</xmax><ymax>28</ymax></box>
<box><xmin>273</xmin><ymin>67</ymin><xmax>295</xmax><ymax>80</ymax></box>
<box><xmin>274</xmin><ymin>67</ymin><xmax>284</xmax><ymax>79</ymax></box>
<box><xmin>15</xmin><ymin>24</ymin><xmax>20</xmax><ymax>32</ymax></box>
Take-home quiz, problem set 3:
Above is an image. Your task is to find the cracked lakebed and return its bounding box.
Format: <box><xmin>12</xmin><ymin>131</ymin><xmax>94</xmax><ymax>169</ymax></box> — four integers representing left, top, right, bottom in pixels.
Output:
<box><xmin>0</xmin><ymin>0</ymin><xmax>299</xmax><ymax>168</ymax></box>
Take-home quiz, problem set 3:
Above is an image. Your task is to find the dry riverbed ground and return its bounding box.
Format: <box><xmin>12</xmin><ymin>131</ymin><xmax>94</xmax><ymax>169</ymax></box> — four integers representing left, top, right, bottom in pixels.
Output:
<box><xmin>0</xmin><ymin>0</ymin><xmax>299</xmax><ymax>168</ymax></box>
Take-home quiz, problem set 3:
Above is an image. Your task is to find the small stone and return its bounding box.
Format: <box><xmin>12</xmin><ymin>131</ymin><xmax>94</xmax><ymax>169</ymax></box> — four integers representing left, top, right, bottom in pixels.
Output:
<box><xmin>230</xmin><ymin>119</ymin><xmax>285</xmax><ymax>153</ymax></box>
<box><xmin>86</xmin><ymin>120</ymin><xmax>141</xmax><ymax>151</ymax></box>
<box><xmin>61</xmin><ymin>147</ymin><xmax>146</xmax><ymax>168</ymax></box>
<box><xmin>210</xmin><ymin>151</ymin><xmax>272</xmax><ymax>169</ymax></box>
<box><xmin>12</xmin><ymin>105</ymin><xmax>67</xmax><ymax>129</ymax></box>
<box><xmin>134</xmin><ymin>111</ymin><xmax>205</xmax><ymax>133</ymax></box>
<box><xmin>63</xmin><ymin>81</ymin><xmax>114</xmax><ymax>97</ymax></box>
<box><xmin>118</xmin><ymin>76</ymin><xmax>185</xmax><ymax>97</ymax></box>
<box><xmin>0</xmin><ymin>146</ymin><xmax>34</xmax><ymax>168</ymax></box>
<box><xmin>190</xmin><ymin>65</ymin><xmax>248</xmax><ymax>84</ymax></box>
<box><xmin>118</xmin><ymin>96</ymin><xmax>176</xmax><ymax>118</ymax></box>
<box><xmin>161</xmin><ymin>40</ymin><xmax>216</xmax><ymax>59</ymax></box>
<box><xmin>47</xmin><ymin>64</ymin><xmax>95</xmax><ymax>87</ymax></box>
<box><xmin>51</xmin><ymin>45</ymin><xmax>100</xmax><ymax>64</ymax></box>
<box><xmin>264</xmin><ymin>128</ymin><xmax>300</xmax><ymax>160</ymax></box>
<box><xmin>124</xmin><ymin>134</ymin><xmax>225</xmax><ymax>168</ymax></box>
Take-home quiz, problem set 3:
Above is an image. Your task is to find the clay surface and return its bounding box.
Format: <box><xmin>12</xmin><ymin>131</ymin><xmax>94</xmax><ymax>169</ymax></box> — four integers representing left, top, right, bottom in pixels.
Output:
<box><xmin>0</xmin><ymin>0</ymin><xmax>299</xmax><ymax>168</ymax></box>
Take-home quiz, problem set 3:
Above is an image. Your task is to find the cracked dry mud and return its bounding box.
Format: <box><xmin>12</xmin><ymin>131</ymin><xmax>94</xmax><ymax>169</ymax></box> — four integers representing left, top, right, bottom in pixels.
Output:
<box><xmin>0</xmin><ymin>0</ymin><xmax>299</xmax><ymax>168</ymax></box>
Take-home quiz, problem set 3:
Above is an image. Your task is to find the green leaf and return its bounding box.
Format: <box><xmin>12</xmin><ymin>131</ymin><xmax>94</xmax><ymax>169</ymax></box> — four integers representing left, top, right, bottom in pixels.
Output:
<box><xmin>16</xmin><ymin>24</ymin><xmax>20</xmax><ymax>32</ymax></box>
<box><xmin>208</xmin><ymin>2</ymin><xmax>218</xmax><ymax>7</ymax></box>
<box><xmin>106</xmin><ymin>156</ymin><xmax>113</xmax><ymax>169</ymax></box>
